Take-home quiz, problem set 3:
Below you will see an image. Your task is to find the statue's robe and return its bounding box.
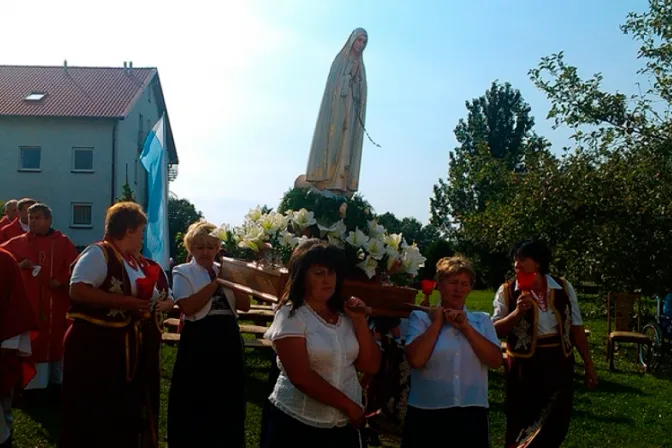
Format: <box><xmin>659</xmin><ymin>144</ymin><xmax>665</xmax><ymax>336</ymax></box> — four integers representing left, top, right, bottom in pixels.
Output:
<box><xmin>306</xmin><ymin>28</ymin><xmax>368</xmax><ymax>196</ymax></box>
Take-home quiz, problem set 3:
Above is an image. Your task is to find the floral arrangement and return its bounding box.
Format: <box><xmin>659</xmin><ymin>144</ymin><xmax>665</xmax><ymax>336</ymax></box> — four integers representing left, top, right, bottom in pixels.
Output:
<box><xmin>209</xmin><ymin>204</ymin><xmax>426</xmax><ymax>286</ymax></box>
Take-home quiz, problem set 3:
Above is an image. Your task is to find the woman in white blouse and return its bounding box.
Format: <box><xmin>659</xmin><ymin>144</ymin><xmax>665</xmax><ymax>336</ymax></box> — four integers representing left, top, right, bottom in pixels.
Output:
<box><xmin>403</xmin><ymin>256</ymin><xmax>502</xmax><ymax>448</ymax></box>
<box><xmin>263</xmin><ymin>239</ymin><xmax>381</xmax><ymax>448</ymax></box>
<box><xmin>167</xmin><ymin>221</ymin><xmax>250</xmax><ymax>448</ymax></box>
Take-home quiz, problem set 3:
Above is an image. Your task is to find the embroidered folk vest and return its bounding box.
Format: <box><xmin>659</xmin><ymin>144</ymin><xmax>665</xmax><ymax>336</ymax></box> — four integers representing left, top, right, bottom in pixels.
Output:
<box><xmin>68</xmin><ymin>241</ymin><xmax>134</xmax><ymax>327</ymax></box>
<box><xmin>502</xmin><ymin>275</ymin><xmax>574</xmax><ymax>358</ymax></box>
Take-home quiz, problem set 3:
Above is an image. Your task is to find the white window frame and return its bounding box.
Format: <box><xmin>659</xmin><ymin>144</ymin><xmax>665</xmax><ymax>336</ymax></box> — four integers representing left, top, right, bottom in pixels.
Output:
<box><xmin>19</xmin><ymin>146</ymin><xmax>41</xmax><ymax>172</ymax></box>
<box><xmin>71</xmin><ymin>203</ymin><xmax>93</xmax><ymax>228</ymax></box>
<box><xmin>71</xmin><ymin>147</ymin><xmax>94</xmax><ymax>173</ymax></box>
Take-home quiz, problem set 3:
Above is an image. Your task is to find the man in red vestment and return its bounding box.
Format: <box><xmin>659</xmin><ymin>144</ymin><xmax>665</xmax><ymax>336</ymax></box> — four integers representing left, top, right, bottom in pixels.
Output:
<box><xmin>0</xmin><ymin>200</ymin><xmax>18</xmax><ymax>229</ymax></box>
<box><xmin>0</xmin><ymin>198</ymin><xmax>35</xmax><ymax>244</ymax></box>
<box><xmin>0</xmin><ymin>248</ymin><xmax>39</xmax><ymax>448</ymax></box>
<box><xmin>1</xmin><ymin>203</ymin><xmax>77</xmax><ymax>392</ymax></box>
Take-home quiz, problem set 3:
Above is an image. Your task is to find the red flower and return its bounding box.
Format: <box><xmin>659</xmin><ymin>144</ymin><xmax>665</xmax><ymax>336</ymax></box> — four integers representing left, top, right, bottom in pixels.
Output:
<box><xmin>420</xmin><ymin>279</ymin><xmax>436</xmax><ymax>295</ymax></box>
<box><xmin>516</xmin><ymin>271</ymin><xmax>537</xmax><ymax>291</ymax></box>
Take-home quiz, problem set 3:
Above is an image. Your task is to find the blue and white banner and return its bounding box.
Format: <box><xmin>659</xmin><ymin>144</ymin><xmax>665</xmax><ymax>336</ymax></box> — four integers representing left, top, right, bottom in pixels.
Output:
<box><xmin>139</xmin><ymin>114</ymin><xmax>170</xmax><ymax>270</ymax></box>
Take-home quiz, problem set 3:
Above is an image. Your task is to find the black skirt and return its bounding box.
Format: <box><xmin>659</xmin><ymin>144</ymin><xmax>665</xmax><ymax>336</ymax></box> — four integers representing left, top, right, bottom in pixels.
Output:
<box><xmin>505</xmin><ymin>346</ymin><xmax>574</xmax><ymax>448</ymax></box>
<box><xmin>401</xmin><ymin>405</ymin><xmax>490</xmax><ymax>448</ymax></box>
<box><xmin>167</xmin><ymin>314</ymin><xmax>246</xmax><ymax>448</ymax></box>
<box><xmin>262</xmin><ymin>403</ymin><xmax>365</xmax><ymax>448</ymax></box>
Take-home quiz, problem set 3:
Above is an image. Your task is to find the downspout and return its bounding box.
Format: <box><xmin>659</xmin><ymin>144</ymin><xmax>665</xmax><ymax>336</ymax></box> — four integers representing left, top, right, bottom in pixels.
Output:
<box><xmin>110</xmin><ymin>120</ymin><xmax>118</xmax><ymax>206</ymax></box>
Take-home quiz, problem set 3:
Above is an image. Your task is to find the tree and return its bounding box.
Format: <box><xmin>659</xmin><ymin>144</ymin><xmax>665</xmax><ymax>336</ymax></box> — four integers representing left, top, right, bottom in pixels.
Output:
<box><xmin>487</xmin><ymin>0</ymin><xmax>672</xmax><ymax>294</ymax></box>
<box><xmin>430</xmin><ymin>81</ymin><xmax>547</xmax><ymax>286</ymax></box>
<box><xmin>168</xmin><ymin>197</ymin><xmax>203</xmax><ymax>262</ymax></box>
<box><xmin>430</xmin><ymin>81</ymin><xmax>541</xmax><ymax>236</ymax></box>
<box><xmin>117</xmin><ymin>183</ymin><xmax>136</xmax><ymax>202</ymax></box>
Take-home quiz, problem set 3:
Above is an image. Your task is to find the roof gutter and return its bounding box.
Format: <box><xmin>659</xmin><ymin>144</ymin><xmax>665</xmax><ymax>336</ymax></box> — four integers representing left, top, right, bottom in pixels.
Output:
<box><xmin>110</xmin><ymin>120</ymin><xmax>118</xmax><ymax>206</ymax></box>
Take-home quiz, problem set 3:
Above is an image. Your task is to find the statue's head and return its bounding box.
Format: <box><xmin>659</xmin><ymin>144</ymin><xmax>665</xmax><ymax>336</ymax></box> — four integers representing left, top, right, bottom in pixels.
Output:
<box><xmin>347</xmin><ymin>28</ymin><xmax>368</xmax><ymax>55</ymax></box>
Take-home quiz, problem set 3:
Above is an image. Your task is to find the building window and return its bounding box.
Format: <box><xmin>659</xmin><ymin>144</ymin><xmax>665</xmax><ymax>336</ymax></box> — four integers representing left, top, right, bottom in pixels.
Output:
<box><xmin>19</xmin><ymin>147</ymin><xmax>41</xmax><ymax>171</ymax></box>
<box><xmin>72</xmin><ymin>147</ymin><xmax>94</xmax><ymax>172</ymax></box>
<box><xmin>71</xmin><ymin>203</ymin><xmax>93</xmax><ymax>228</ymax></box>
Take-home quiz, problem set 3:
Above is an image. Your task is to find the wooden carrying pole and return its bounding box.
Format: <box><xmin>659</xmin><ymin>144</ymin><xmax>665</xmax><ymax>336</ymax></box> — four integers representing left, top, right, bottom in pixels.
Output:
<box><xmin>217</xmin><ymin>278</ymin><xmax>279</xmax><ymax>304</ymax></box>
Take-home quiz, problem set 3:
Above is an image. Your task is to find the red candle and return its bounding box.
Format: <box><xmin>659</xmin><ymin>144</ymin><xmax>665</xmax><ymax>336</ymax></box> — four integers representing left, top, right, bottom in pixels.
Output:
<box><xmin>516</xmin><ymin>271</ymin><xmax>536</xmax><ymax>291</ymax></box>
<box><xmin>420</xmin><ymin>279</ymin><xmax>436</xmax><ymax>296</ymax></box>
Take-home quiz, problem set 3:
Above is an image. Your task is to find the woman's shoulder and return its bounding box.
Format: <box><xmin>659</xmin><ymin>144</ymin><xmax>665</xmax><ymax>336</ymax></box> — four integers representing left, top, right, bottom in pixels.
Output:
<box><xmin>75</xmin><ymin>244</ymin><xmax>105</xmax><ymax>263</ymax></box>
<box><xmin>409</xmin><ymin>310</ymin><xmax>430</xmax><ymax>322</ymax></box>
<box><xmin>172</xmin><ymin>262</ymin><xmax>193</xmax><ymax>276</ymax></box>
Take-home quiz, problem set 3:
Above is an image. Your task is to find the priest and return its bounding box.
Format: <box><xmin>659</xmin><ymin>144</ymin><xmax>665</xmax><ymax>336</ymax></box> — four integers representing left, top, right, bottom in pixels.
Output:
<box><xmin>0</xmin><ymin>198</ymin><xmax>36</xmax><ymax>244</ymax></box>
<box><xmin>0</xmin><ymin>200</ymin><xmax>18</xmax><ymax>229</ymax></box>
<box><xmin>1</xmin><ymin>203</ymin><xmax>78</xmax><ymax>391</ymax></box>
<box><xmin>0</xmin><ymin>247</ymin><xmax>39</xmax><ymax>448</ymax></box>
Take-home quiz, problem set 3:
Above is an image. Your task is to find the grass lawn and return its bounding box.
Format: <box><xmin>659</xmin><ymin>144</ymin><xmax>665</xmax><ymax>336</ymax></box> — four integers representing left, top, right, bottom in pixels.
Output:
<box><xmin>11</xmin><ymin>290</ymin><xmax>672</xmax><ymax>448</ymax></box>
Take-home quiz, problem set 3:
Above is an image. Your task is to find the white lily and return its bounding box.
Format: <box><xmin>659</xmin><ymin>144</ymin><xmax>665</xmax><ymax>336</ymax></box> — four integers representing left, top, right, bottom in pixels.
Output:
<box><xmin>292</xmin><ymin>209</ymin><xmax>316</xmax><ymax>230</ymax></box>
<box><xmin>327</xmin><ymin>235</ymin><xmax>344</xmax><ymax>248</ymax></box>
<box><xmin>401</xmin><ymin>244</ymin><xmax>427</xmax><ymax>276</ymax></box>
<box><xmin>278</xmin><ymin>230</ymin><xmax>299</xmax><ymax>248</ymax></box>
<box><xmin>209</xmin><ymin>224</ymin><xmax>230</xmax><ymax>242</ymax></box>
<box><xmin>246</xmin><ymin>206</ymin><xmax>263</xmax><ymax>222</ymax></box>
<box><xmin>367</xmin><ymin>220</ymin><xmax>386</xmax><ymax>237</ymax></box>
<box><xmin>384</xmin><ymin>233</ymin><xmax>403</xmax><ymax>251</ymax></box>
<box><xmin>237</xmin><ymin>226</ymin><xmax>266</xmax><ymax>252</ymax></box>
<box><xmin>318</xmin><ymin>219</ymin><xmax>347</xmax><ymax>238</ymax></box>
<box><xmin>259</xmin><ymin>213</ymin><xmax>285</xmax><ymax>236</ymax></box>
<box><xmin>366</xmin><ymin>237</ymin><xmax>386</xmax><ymax>260</ymax></box>
<box><xmin>357</xmin><ymin>256</ymin><xmax>378</xmax><ymax>279</ymax></box>
<box><xmin>345</xmin><ymin>227</ymin><xmax>370</xmax><ymax>248</ymax></box>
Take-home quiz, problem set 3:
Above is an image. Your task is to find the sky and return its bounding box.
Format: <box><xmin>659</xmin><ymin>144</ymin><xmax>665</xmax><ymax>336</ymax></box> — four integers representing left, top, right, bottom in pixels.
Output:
<box><xmin>2</xmin><ymin>0</ymin><xmax>649</xmax><ymax>227</ymax></box>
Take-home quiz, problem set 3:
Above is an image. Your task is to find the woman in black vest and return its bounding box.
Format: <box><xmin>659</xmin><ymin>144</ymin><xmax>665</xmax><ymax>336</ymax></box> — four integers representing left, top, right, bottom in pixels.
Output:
<box><xmin>492</xmin><ymin>239</ymin><xmax>597</xmax><ymax>448</ymax></box>
<box><xmin>63</xmin><ymin>202</ymin><xmax>174</xmax><ymax>448</ymax></box>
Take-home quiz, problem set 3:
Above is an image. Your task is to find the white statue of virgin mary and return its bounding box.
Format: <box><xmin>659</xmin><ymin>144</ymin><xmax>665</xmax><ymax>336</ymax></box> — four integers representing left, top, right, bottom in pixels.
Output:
<box><xmin>305</xmin><ymin>28</ymin><xmax>368</xmax><ymax>197</ymax></box>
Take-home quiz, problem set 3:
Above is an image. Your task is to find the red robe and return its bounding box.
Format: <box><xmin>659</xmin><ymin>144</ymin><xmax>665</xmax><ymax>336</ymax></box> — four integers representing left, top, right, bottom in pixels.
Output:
<box><xmin>0</xmin><ymin>248</ymin><xmax>39</xmax><ymax>393</ymax></box>
<box><xmin>0</xmin><ymin>218</ymin><xmax>26</xmax><ymax>244</ymax></box>
<box><xmin>0</xmin><ymin>215</ymin><xmax>10</xmax><ymax>229</ymax></box>
<box><xmin>1</xmin><ymin>230</ymin><xmax>78</xmax><ymax>363</ymax></box>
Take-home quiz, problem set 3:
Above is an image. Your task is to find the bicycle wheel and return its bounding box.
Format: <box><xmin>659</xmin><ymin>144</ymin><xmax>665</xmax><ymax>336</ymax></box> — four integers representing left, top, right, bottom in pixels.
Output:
<box><xmin>639</xmin><ymin>322</ymin><xmax>663</xmax><ymax>371</ymax></box>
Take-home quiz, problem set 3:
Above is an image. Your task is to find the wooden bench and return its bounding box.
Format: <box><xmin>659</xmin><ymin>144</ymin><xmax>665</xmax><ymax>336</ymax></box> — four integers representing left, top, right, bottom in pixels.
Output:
<box><xmin>250</xmin><ymin>304</ymin><xmax>274</xmax><ymax>311</ymax></box>
<box><xmin>238</xmin><ymin>309</ymin><xmax>275</xmax><ymax>324</ymax></box>
<box><xmin>239</xmin><ymin>324</ymin><xmax>268</xmax><ymax>336</ymax></box>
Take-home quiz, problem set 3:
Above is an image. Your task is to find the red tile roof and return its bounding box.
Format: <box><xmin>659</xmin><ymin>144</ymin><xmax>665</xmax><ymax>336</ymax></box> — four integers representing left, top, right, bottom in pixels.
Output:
<box><xmin>0</xmin><ymin>65</ymin><xmax>157</xmax><ymax>118</ymax></box>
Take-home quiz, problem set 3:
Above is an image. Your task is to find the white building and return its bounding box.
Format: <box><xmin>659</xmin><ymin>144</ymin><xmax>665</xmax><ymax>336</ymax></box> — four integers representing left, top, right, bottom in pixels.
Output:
<box><xmin>0</xmin><ymin>62</ymin><xmax>178</xmax><ymax>248</ymax></box>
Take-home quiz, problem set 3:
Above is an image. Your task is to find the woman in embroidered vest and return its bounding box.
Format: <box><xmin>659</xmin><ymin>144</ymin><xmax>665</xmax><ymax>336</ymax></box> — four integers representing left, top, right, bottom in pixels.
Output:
<box><xmin>60</xmin><ymin>202</ymin><xmax>174</xmax><ymax>448</ymax></box>
<box><xmin>166</xmin><ymin>221</ymin><xmax>251</xmax><ymax>448</ymax></box>
<box><xmin>262</xmin><ymin>238</ymin><xmax>381</xmax><ymax>448</ymax></box>
<box><xmin>492</xmin><ymin>239</ymin><xmax>598</xmax><ymax>448</ymax></box>
<box><xmin>402</xmin><ymin>256</ymin><xmax>502</xmax><ymax>448</ymax></box>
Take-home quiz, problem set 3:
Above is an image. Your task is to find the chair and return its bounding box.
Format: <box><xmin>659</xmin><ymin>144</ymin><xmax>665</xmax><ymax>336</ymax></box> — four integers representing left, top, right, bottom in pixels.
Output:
<box><xmin>606</xmin><ymin>292</ymin><xmax>652</xmax><ymax>372</ymax></box>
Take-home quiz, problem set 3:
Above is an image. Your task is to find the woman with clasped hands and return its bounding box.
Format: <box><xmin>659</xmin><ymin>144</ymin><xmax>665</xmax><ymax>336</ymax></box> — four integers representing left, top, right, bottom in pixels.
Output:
<box><xmin>402</xmin><ymin>256</ymin><xmax>502</xmax><ymax>448</ymax></box>
<box><xmin>263</xmin><ymin>239</ymin><xmax>381</xmax><ymax>448</ymax></box>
